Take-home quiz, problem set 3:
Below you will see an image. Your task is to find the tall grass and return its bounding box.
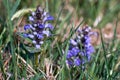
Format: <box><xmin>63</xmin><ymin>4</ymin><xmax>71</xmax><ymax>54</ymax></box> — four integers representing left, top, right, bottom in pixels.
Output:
<box><xmin>0</xmin><ymin>0</ymin><xmax>120</xmax><ymax>80</ymax></box>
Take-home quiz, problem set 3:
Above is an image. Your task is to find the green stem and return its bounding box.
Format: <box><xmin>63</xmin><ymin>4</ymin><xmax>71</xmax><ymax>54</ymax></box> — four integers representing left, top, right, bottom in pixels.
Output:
<box><xmin>35</xmin><ymin>53</ymin><xmax>39</xmax><ymax>67</ymax></box>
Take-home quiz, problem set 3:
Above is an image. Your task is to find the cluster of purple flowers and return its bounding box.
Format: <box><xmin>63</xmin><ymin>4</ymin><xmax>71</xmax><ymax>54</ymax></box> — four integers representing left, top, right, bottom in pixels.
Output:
<box><xmin>23</xmin><ymin>5</ymin><xmax>95</xmax><ymax>67</ymax></box>
<box><xmin>23</xmin><ymin>6</ymin><xmax>54</xmax><ymax>49</ymax></box>
<box><xmin>66</xmin><ymin>26</ymin><xmax>95</xmax><ymax>67</ymax></box>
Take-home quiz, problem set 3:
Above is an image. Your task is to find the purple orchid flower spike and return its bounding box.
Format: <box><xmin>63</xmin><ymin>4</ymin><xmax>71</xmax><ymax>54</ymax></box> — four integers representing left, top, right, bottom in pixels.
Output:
<box><xmin>23</xmin><ymin>6</ymin><xmax>54</xmax><ymax>49</ymax></box>
<box><xmin>66</xmin><ymin>26</ymin><xmax>95</xmax><ymax>67</ymax></box>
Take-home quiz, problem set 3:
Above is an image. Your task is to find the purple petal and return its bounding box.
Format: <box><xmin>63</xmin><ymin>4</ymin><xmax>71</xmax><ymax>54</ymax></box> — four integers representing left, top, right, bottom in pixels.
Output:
<box><xmin>24</xmin><ymin>24</ymin><xmax>35</xmax><ymax>30</ymax></box>
<box><xmin>23</xmin><ymin>33</ymin><xmax>28</xmax><ymax>38</ymax></box>
<box><xmin>28</xmin><ymin>34</ymin><xmax>34</xmax><ymax>39</ymax></box>
<box><xmin>67</xmin><ymin>51</ymin><xmax>73</xmax><ymax>59</ymax></box>
<box><xmin>84</xmin><ymin>36</ymin><xmax>90</xmax><ymax>44</ymax></box>
<box><xmin>32</xmin><ymin>40</ymin><xmax>36</xmax><ymax>44</ymax></box>
<box><xmin>43</xmin><ymin>12</ymin><xmax>48</xmax><ymax>16</ymax></box>
<box><xmin>86</xmin><ymin>46</ymin><xmax>95</xmax><ymax>54</ymax></box>
<box><xmin>70</xmin><ymin>39</ymin><xmax>77</xmax><ymax>46</ymax></box>
<box><xmin>87</xmin><ymin>55</ymin><xmax>91</xmax><ymax>61</ymax></box>
<box><xmin>33</xmin><ymin>24</ymin><xmax>37</xmax><ymax>27</ymax></box>
<box><xmin>29</xmin><ymin>16</ymin><xmax>34</xmax><ymax>21</ymax></box>
<box><xmin>32</xmin><ymin>12</ymin><xmax>36</xmax><ymax>16</ymax></box>
<box><xmin>85</xmin><ymin>26</ymin><xmax>91</xmax><ymax>32</ymax></box>
<box><xmin>80</xmin><ymin>51</ymin><xmax>85</xmax><ymax>56</ymax></box>
<box><xmin>45</xmin><ymin>23</ymin><xmax>54</xmax><ymax>30</ymax></box>
<box><xmin>39</xmin><ymin>41</ymin><xmax>44</xmax><ymax>44</ymax></box>
<box><xmin>74</xmin><ymin>58</ymin><xmax>81</xmax><ymax>66</ymax></box>
<box><xmin>35</xmin><ymin>44</ymin><xmax>40</xmax><ymax>49</ymax></box>
<box><xmin>71</xmin><ymin>47</ymin><xmax>80</xmax><ymax>56</ymax></box>
<box><xmin>37</xmin><ymin>34</ymin><xmax>44</xmax><ymax>39</ymax></box>
<box><xmin>24</xmin><ymin>24</ymin><xmax>31</xmax><ymax>30</ymax></box>
<box><xmin>66</xmin><ymin>60</ymin><xmax>73</xmax><ymax>66</ymax></box>
<box><xmin>43</xmin><ymin>15</ymin><xmax>54</xmax><ymax>22</ymax></box>
<box><xmin>38</xmin><ymin>24</ymin><xmax>44</xmax><ymax>28</ymax></box>
<box><xmin>33</xmin><ymin>32</ymin><xmax>37</xmax><ymax>35</ymax></box>
<box><xmin>42</xmin><ymin>30</ymin><xmax>50</xmax><ymax>37</ymax></box>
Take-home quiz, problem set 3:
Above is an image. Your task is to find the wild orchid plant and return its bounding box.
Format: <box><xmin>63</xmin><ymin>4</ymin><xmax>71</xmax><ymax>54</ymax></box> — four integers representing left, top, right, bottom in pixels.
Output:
<box><xmin>23</xmin><ymin>6</ymin><xmax>54</xmax><ymax>49</ymax></box>
<box><xmin>66</xmin><ymin>26</ymin><xmax>95</xmax><ymax>67</ymax></box>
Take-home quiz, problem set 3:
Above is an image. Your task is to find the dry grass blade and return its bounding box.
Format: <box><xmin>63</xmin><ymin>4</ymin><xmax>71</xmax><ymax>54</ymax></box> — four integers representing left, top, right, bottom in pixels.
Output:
<box><xmin>15</xmin><ymin>53</ymin><xmax>37</xmax><ymax>74</ymax></box>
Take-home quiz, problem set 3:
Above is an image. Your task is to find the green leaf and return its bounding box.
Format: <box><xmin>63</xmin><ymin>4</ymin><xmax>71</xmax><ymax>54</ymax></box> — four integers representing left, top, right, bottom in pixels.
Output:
<box><xmin>10</xmin><ymin>0</ymin><xmax>21</xmax><ymax>18</ymax></box>
<box><xmin>0</xmin><ymin>27</ymin><xmax>6</xmax><ymax>39</ymax></box>
<box><xmin>11</xmin><ymin>8</ymin><xmax>35</xmax><ymax>21</ymax></box>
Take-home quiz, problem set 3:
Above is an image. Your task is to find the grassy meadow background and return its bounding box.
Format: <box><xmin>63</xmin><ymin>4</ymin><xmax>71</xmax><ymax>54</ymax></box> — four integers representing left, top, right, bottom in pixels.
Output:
<box><xmin>0</xmin><ymin>0</ymin><xmax>120</xmax><ymax>80</ymax></box>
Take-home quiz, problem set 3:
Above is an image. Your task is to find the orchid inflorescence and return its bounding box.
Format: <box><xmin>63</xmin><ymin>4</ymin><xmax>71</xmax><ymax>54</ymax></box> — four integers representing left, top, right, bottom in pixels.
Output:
<box><xmin>66</xmin><ymin>26</ymin><xmax>95</xmax><ymax>67</ymax></box>
<box><xmin>23</xmin><ymin>6</ymin><xmax>95</xmax><ymax>67</ymax></box>
<box><xmin>23</xmin><ymin>6</ymin><xmax>54</xmax><ymax>49</ymax></box>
